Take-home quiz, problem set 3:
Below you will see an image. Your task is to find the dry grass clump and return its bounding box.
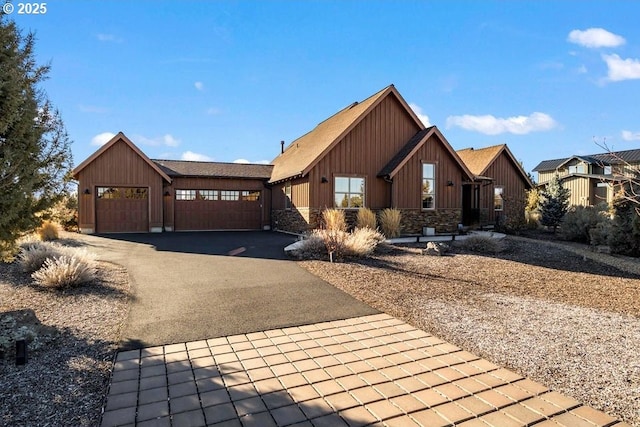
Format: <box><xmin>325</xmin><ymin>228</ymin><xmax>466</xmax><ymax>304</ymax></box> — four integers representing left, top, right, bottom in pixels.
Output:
<box><xmin>344</xmin><ymin>227</ymin><xmax>385</xmax><ymax>256</ymax></box>
<box><xmin>456</xmin><ymin>234</ymin><xmax>502</xmax><ymax>254</ymax></box>
<box><xmin>379</xmin><ymin>208</ymin><xmax>402</xmax><ymax>238</ymax></box>
<box><xmin>295</xmin><ymin>227</ymin><xmax>385</xmax><ymax>261</ymax></box>
<box><xmin>356</xmin><ymin>208</ymin><xmax>377</xmax><ymax>230</ymax></box>
<box><xmin>37</xmin><ymin>220</ymin><xmax>60</xmax><ymax>241</ymax></box>
<box><xmin>322</xmin><ymin>208</ymin><xmax>347</xmax><ymax>232</ymax></box>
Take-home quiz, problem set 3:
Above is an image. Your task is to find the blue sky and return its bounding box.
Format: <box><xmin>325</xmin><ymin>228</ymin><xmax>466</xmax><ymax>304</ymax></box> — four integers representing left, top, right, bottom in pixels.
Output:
<box><xmin>9</xmin><ymin>1</ymin><xmax>640</xmax><ymax>177</ymax></box>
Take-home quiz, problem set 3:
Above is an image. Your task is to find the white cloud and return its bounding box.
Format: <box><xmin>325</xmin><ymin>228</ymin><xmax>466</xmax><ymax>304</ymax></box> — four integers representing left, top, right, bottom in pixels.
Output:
<box><xmin>97</xmin><ymin>33</ymin><xmax>123</xmax><ymax>43</ymax></box>
<box><xmin>233</xmin><ymin>159</ymin><xmax>270</xmax><ymax>164</ymax></box>
<box><xmin>567</xmin><ymin>28</ymin><xmax>625</xmax><ymax>48</ymax></box>
<box><xmin>408</xmin><ymin>103</ymin><xmax>431</xmax><ymax>127</ymax></box>
<box><xmin>194</xmin><ymin>81</ymin><xmax>204</xmax><ymax>91</ymax></box>
<box><xmin>602</xmin><ymin>54</ymin><xmax>640</xmax><ymax>82</ymax></box>
<box><xmin>622</xmin><ymin>130</ymin><xmax>640</xmax><ymax>141</ymax></box>
<box><xmin>135</xmin><ymin>133</ymin><xmax>181</xmax><ymax>147</ymax></box>
<box><xmin>446</xmin><ymin>112</ymin><xmax>558</xmax><ymax>135</ymax></box>
<box><xmin>577</xmin><ymin>65</ymin><xmax>588</xmax><ymax>74</ymax></box>
<box><xmin>181</xmin><ymin>151</ymin><xmax>213</xmax><ymax>161</ymax></box>
<box><xmin>206</xmin><ymin>107</ymin><xmax>221</xmax><ymax>115</ymax></box>
<box><xmin>91</xmin><ymin>132</ymin><xmax>116</xmax><ymax>146</ymax></box>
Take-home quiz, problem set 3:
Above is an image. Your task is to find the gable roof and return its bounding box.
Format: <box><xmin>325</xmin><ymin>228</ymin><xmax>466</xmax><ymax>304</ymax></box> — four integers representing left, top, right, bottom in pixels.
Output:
<box><xmin>377</xmin><ymin>126</ymin><xmax>474</xmax><ymax>181</ymax></box>
<box><xmin>153</xmin><ymin>159</ymin><xmax>273</xmax><ymax>179</ymax></box>
<box><xmin>72</xmin><ymin>132</ymin><xmax>172</xmax><ymax>182</ymax></box>
<box><xmin>269</xmin><ymin>85</ymin><xmax>425</xmax><ymax>184</ymax></box>
<box><xmin>457</xmin><ymin>144</ymin><xmax>533</xmax><ymax>188</ymax></box>
<box><xmin>533</xmin><ymin>148</ymin><xmax>640</xmax><ymax>172</ymax></box>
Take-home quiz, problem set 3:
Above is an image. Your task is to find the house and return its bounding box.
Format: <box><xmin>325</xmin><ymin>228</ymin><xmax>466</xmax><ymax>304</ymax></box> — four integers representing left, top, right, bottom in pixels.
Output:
<box><xmin>457</xmin><ymin>144</ymin><xmax>533</xmax><ymax>226</ymax></box>
<box><xmin>269</xmin><ymin>85</ymin><xmax>475</xmax><ymax>234</ymax></box>
<box><xmin>533</xmin><ymin>148</ymin><xmax>640</xmax><ymax>207</ymax></box>
<box><xmin>72</xmin><ymin>133</ymin><xmax>273</xmax><ymax>233</ymax></box>
<box><xmin>73</xmin><ymin>85</ymin><xmax>533</xmax><ymax>235</ymax></box>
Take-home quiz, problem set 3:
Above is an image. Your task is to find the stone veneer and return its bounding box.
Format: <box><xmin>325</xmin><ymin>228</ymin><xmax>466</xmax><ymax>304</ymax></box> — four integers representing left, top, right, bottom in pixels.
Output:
<box><xmin>272</xmin><ymin>208</ymin><xmax>322</xmax><ymax>234</ymax></box>
<box><xmin>399</xmin><ymin>208</ymin><xmax>462</xmax><ymax>234</ymax></box>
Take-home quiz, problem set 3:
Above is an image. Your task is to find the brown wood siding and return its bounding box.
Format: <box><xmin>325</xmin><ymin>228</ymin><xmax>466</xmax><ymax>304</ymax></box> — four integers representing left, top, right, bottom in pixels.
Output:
<box><xmin>394</xmin><ymin>134</ymin><xmax>466</xmax><ymax>209</ymax></box>
<box><xmin>271</xmin><ymin>177</ymin><xmax>310</xmax><ymax>209</ymax></box>
<box><xmin>310</xmin><ymin>95</ymin><xmax>421</xmax><ymax>209</ymax></box>
<box><xmin>76</xmin><ymin>139</ymin><xmax>163</xmax><ymax>231</ymax></box>
<box><xmin>168</xmin><ymin>177</ymin><xmax>269</xmax><ymax>230</ymax></box>
<box><xmin>480</xmin><ymin>151</ymin><xmax>529</xmax><ymax>223</ymax></box>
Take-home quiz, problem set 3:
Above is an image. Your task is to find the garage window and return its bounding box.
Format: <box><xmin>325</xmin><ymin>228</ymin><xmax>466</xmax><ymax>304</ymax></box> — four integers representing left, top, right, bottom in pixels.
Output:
<box><xmin>97</xmin><ymin>187</ymin><xmax>121</xmax><ymax>199</ymax></box>
<box><xmin>176</xmin><ymin>190</ymin><xmax>196</xmax><ymax>200</ymax></box>
<box><xmin>220</xmin><ymin>190</ymin><xmax>240</xmax><ymax>201</ymax></box>
<box><xmin>242</xmin><ymin>191</ymin><xmax>260</xmax><ymax>201</ymax></box>
<box><xmin>199</xmin><ymin>190</ymin><xmax>217</xmax><ymax>200</ymax></box>
<box><xmin>124</xmin><ymin>188</ymin><xmax>148</xmax><ymax>199</ymax></box>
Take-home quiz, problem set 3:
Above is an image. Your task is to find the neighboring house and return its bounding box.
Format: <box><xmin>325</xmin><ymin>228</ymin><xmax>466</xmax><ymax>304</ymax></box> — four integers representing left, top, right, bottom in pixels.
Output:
<box><xmin>73</xmin><ymin>84</ymin><xmax>534</xmax><ymax>235</ymax></box>
<box><xmin>457</xmin><ymin>144</ymin><xmax>533</xmax><ymax>226</ymax></box>
<box><xmin>269</xmin><ymin>85</ymin><xmax>475</xmax><ymax>234</ymax></box>
<box><xmin>533</xmin><ymin>149</ymin><xmax>640</xmax><ymax>207</ymax></box>
<box><xmin>72</xmin><ymin>133</ymin><xmax>273</xmax><ymax>233</ymax></box>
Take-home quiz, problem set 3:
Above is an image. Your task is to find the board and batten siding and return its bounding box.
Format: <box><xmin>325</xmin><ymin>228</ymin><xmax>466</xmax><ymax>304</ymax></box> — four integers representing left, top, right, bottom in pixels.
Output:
<box><xmin>271</xmin><ymin>178</ymin><xmax>310</xmax><ymax>210</ymax></box>
<box><xmin>76</xmin><ymin>139</ymin><xmax>164</xmax><ymax>232</ymax></box>
<box><xmin>480</xmin><ymin>151</ymin><xmax>529</xmax><ymax>223</ymax></box>
<box><xmin>393</xmin><ymin>133</ymin><xmax>466</xmax><ymax>210</ymax></box>
<box><xmin>310</xmin><ymin>95</ymin><xmax>421</xmax><ymax>209</ymax></box>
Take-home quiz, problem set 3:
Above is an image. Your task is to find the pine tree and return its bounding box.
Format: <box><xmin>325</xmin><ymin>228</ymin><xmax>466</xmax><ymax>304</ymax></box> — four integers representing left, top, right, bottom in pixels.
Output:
<box><xmin>0</xmin><ymin>17</ymin><xmax>73</xmax><ymax>257</ymax></box>
<box><xmin>539</xmin><ymin>174</ymin><xmax>570</xmax><ymax>233</ymax></box>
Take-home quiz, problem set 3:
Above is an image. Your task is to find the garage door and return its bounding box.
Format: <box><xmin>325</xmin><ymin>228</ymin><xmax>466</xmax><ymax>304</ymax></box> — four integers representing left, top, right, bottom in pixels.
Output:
<box><xmin>174</xmin><ymin>189</ymin><xmax>262</xmax><ymax>231</ymax></box>
<box><xmin>96</xmin><ymin>187</ymin><xmax>149</xmax><ymax>233</ymax></box>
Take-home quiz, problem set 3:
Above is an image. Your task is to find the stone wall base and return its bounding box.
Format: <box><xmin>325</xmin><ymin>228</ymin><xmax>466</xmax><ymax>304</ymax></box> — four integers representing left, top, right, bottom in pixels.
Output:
<box><xmin>399</xmin><ymin>209</ymin><xmax>462</xmax><ymax>234</ymax></box>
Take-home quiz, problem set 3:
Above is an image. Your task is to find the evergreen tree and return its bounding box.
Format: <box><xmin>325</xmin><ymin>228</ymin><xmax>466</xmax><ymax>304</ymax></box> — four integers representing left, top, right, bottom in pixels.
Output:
<box><xmin>607</xmin><ymin>176</ymin><xmax>640</xmax><ymax>257</ymax></box>
<box><xmin>539</xmin><ymin>174</ymin><xmax>570</xmax><ymax>233</ymax></box>
<box><xmin>0</xmin><ymin>17</ymin><xmax>73</xmax><ymax>257</ymax></box>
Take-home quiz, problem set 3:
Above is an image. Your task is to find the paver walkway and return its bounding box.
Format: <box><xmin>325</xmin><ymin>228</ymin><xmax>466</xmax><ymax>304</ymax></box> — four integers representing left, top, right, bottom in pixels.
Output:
<box><xmin>101</xmin><ymin>314</ymin><xmax>628</xmax><ymax>427</ymax></box>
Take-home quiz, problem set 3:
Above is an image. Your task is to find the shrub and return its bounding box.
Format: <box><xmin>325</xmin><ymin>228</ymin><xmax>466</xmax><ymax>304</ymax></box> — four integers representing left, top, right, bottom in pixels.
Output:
<box><xmin>379</xmin><ymin>208</ymin><xmax>402</xmax><ymax>238</ymax></box>
<box><xmin>356</xmin><ymin>208</ymin><xmax>377</xmax><ymax>230</ymax></box>
<box><xmin>344</xmin><ymin>227</ymin><xmax>385</xmax><ymax>257</ymax></box>
<box><xmin>457</xmin><ymin>235</ymin><xmax>502</xmax><ymax>254</ymax></box>
<box><xmin>18</xmin><ymin>242</ymin><xmax>64</xmax><ymax>273</ymax></box>
<box><xmin>37</xmin><ymin>220</ymin><xmax>59</xmax><ymax>241</ymax></box>
<box><xmin>322</xmin><ymin>209</ymin><xmax>347</xmax><ymax>232</ymax></box>
<box><xmin>560</xmin><ymin>204</ymin><xmax>609</xmax><ymax>243</ymax></box>
<box><xmin>607</xmin><ymin>186</ymin><xmax>640</xmax><ymax>257</ymax></box>
<box><xmin>46</xmin><ymin>195</ymin><xmax>78</xmax><ymax>231</ymax></box>
<box><xmin>31</xmin><ymin>255</ymin><xmax>97</xmax><ymax>289</ymax></box>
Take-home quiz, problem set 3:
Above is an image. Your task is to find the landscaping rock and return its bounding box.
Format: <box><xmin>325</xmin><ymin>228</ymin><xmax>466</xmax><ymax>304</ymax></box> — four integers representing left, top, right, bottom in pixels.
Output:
<box><xmin>422</xmin><ymin>242</ymin><xmax>449</xmax><ymax>256</ymax></box>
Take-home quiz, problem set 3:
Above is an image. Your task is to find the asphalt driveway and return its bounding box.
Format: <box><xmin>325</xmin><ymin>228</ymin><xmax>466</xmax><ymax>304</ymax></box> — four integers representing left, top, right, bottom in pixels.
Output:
<box><xmin>79</xmin><ymin>231</ymin><xmax>377</xmax><ymax>350</ymax></box>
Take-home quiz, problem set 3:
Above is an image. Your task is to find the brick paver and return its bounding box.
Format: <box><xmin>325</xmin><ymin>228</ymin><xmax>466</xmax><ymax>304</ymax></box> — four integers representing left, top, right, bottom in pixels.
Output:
<box><xmin>101</xmin><ymin>314</ymin><xmax>626</xmax><ymax>426</ymax></box>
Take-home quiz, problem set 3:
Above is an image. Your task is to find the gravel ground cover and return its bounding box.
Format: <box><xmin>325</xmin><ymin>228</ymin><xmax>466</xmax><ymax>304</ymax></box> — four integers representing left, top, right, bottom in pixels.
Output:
<box><xmin>0</xmin><ymin>245</ymin><xmax>129</xmax><ymax>427</ymax></box>
<box><xmin>301</xmin><ymin>237</ymin><xmax>640</xmax><ymax>426</ymax></box>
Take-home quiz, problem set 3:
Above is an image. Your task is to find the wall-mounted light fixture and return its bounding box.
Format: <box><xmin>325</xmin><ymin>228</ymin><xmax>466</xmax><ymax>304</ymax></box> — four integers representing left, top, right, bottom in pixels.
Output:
<box><xmin>164</xmin><ymin>190</ymin><xmax>171</xmax><ymax>197</ymax></box>
<box><xmin>447</xmin><ymin>180</ymin><xmax>455</xmax><ymax>187</ymax></box>
<box><xmin>83</xmin><ymin>188</ymin><xmax>91</xmax><ymax>195</ymax></box>
<box><xmin>321</xmin><ymin>176</ymin><xmax>329</xmax><ymax>183</ymax></box>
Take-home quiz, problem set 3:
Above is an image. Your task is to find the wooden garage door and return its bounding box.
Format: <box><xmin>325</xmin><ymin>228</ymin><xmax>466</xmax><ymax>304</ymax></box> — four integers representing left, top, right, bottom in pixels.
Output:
<box><xmin>174</xmin><ymin>189</ymin><xmax>262</xmax><ymax>231</ymax></box>
<box><xmin>96</xmin><ymin>187</ymin><xmax>149</xmax><ymax>233</ymax></box>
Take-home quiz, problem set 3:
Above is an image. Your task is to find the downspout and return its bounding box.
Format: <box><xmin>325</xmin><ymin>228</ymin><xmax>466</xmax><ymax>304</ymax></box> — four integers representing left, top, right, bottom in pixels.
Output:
<box><xmin>383</xmin><ymin>175</ymin><xmax>394</xmax><ymax>207</ymax></box>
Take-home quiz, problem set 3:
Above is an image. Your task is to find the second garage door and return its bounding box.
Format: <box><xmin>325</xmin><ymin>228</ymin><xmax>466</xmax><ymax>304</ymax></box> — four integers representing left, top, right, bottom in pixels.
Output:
<box><xmin>174</xmin><ymin>189</ymin><xmax>262</xmax><ymax>231</ymax></box>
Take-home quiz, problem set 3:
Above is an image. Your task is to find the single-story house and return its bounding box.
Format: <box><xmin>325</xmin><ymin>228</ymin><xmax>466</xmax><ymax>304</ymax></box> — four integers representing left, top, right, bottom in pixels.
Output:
<box><xmin>73</xmin><ymin>85</ymin><xmax>531</xmax><ymax>234</ymax></box>
<box><xmin>533</xmin><ymin>149</ymin><xmax>640</xmax><ymax>207</ymax></box>
<box><xmin>457</xmin><ymin>144</ymin><xmax>533</xmax><ymax>226</ymax></box>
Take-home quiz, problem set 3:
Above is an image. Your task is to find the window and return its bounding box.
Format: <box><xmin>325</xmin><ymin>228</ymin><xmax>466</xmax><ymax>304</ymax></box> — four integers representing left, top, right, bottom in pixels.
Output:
<box><xmin>242</xmin><ymin>191</ymin><xmax>260</xmax><ymax>201</ymax></box>
<box><xmin>334</xmin><ymin>177</ymin><xmax>365</xmax><ymax>208</ymax></box>
<box><xmin>199</xmin><ymin>190</ymin><xmax>217</xmax><ymax>200</ymax></box>
<box><xmin>422</xmin><ymin>164</ymin><xmax>435</xmax><ymax>209</ymax></box>
<box><xmin>97</xmin><ymin>187</ymin><xmax>121</xmax><ymax>199</ymax></box>
<box><xmin>284</xmin><ymin>182</ymin><xmax>292</xmax><ymax>210</ymax></box>
<box><xmin>176</xmin><ymin>190</ymin><xmax>196</xmax><ymax>200</ymax></box>
<box><xmin>220</xmin><ymin>190</ymin><xmax>239</xmax><ymax>201</ymax></box>
<box><xmin>604</xmin><ymin>165</ymin><xmax>612</xmax><ymax>175</ymax></box>
<box><xmin>494</xmin><ymin>187</ymin><xmax>504</xmax><ymax>211</ymax></box>
<box><xmin>569</xmin><ymin>164</ymin><xmax>587</xmax><ymax>174</ymax></box>
<box><xmin>124</xmin><ymin>188</ymin><xmax>148</xmax><ymax>199</ymax></box>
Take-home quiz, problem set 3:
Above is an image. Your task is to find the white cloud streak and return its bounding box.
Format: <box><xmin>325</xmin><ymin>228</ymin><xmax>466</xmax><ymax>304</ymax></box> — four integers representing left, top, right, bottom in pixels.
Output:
<box><xmin>91</xmin><ymin>132</ymin><xmax>116</xmax><ymax>146</ymax></box>
<box><xmin>408</xmin><ymin>103</ymin><xmax>431</xmax><ymax>127</ymax></box>
<box><xmin>622</xmin><ymin>130</ymin><xmax>640</xmax><ymax>141</ymax></box>
<box><xmin>181</xmin><ymin>151</ymin><xmax>213</xmax><ymax>162</ymax></box>
<box><xmin>446</xmin><ymin>112</ymin><xmax>558</xmax><ymax>135</ymax></box>
<box><xmin>567</xmin><ymin>28</ymin><xmax>625</xmax><ymax>48</ymax></box>
<box><xmin>97</xmin><ymin>33</ymin><xmax>123</xmax><ymax>43</ymax></box>
<box><xmin>194</xmin><ymin>81</ymin><xmax>204</xmax><ymax>91</ymax></box>
<box><xmin>232</xmin><ymin>159</ymin><xmax>270</xmax><ymax>165</ymax></box>
<box><xmin>135</xmin><ymin>134</ymin><xmax>181</xmax><ymax>147</ymax></box>
<box><xmin>602</xmin><ymin>54</ymin><xmax>640</xmax><ymax>82</ymax></box>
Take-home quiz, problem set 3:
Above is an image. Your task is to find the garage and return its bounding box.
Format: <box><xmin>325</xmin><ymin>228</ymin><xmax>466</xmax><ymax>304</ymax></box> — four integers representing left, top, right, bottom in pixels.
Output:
<box><xmin>173</xmin><ymin>189</ymin><xmax>262</xmax><ymax>231</ymax></box>
<box><xmin>95</xmin><ymin>187</ymin><xmax>149</xmax><ymax>233</ymax></box>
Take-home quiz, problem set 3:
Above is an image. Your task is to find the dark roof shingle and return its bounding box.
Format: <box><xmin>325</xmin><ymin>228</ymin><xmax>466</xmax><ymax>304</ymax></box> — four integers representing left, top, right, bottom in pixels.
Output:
<box><xmin>153</xmin><ymin>160</ymin><xmax>273</xmax><ymax>179</ymax></box>
<box><xmin>378</xmin><ymin>127</ymin><xmax>433</xmax><ymax>177</ymax></box>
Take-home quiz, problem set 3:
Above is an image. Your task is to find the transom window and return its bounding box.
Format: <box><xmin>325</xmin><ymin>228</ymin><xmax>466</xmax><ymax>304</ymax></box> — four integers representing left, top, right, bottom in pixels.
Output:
<box><xmin>198</xmin><ymin>190</ymin><xmax>217</xmax><ymax>200</ymax></box>
<box><xmin>97</xmin><ymin>187</ymin><xmax>120</xmax><ymax>199</ymax></box>
<box><xmin>176</xmin><ymin>190</ymin><xmax>196</xmax><ymax>200</ymax></box>
<box><xmin>494</xmin><ymin>186</ymin><xmax>504</xmax><ymax>211</ymax></box>
<box><xmin>422</xmin><ymin>164</ymin><xmax>435</xmax><ymax>210</ymax></box>
<box><xmin>242</xmin><ymin>191</ymin><xmax>260</xmax><ymax>201</ymax></box>
<box><xmin>334</xmin><ymin>176</ymin><xmax>364</xmax><ymax>208</ymax></box>
<box><xmin>220</xmin><ymin>190</ymin><xmax>240</xmax><ymax>201</ymax></box>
